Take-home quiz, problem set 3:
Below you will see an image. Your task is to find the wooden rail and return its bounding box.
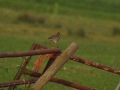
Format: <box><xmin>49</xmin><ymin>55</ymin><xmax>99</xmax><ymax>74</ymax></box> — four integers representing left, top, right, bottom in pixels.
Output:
<box><xmin>0</xmin><ymin>42</ymin><xmax>119</xmax><ymax>90</ymax></box>
<box><xmin>0</xmin><ymin>48</ymin><xmax>61</xmax><ymax>58</ymax></box>
<box><xmin>32</xmin><ymin>42</ymin><xmax>78</xmax><ymax>90</ymax></box>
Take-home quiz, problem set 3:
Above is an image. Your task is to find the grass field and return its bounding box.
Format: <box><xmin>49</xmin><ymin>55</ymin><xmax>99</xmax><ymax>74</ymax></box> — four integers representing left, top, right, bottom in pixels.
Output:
<box><xmin>0</xmin><ymin>0</ymin><xmax>120</xmax><ymax>90</ymax></box>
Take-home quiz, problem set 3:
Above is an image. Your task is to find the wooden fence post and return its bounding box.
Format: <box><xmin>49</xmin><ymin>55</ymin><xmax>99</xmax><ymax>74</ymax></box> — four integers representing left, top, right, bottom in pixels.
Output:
<box><xmin>32</xmin><ymin>42</ymin><xmax>78</xmax><ymax>90</ymax></box>
<box><xmin>115</xmin><ymin>82</ymin><xmax>120</xmax><ymax>90</ymax></box>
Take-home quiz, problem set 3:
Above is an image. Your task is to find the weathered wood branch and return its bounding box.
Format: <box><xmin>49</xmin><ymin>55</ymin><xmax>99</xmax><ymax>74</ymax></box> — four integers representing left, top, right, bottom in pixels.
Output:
<box><xmin>0</xmin><ymin>70</ymin><xmax>97</xmax><ymax>90</ymax></box>
<box><xmin>32</xmin><ymin>42</ymin><xmax>78</xmax><ymax>90</ymax></box>
<box><xmin>70</xmin><ymin>56</ymin><xmax>120</xmax><ymax>75</ymax></box>
<box><xmin>0</xmin><ymin>48</ymin><xmax>61</xmax><ymax>58</ymax></box>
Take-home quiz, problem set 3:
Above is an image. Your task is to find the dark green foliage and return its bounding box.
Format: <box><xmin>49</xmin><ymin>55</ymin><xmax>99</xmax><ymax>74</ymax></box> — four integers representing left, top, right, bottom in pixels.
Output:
<box><xmin>77</xmin><ymin>28</ymin><xmax>86</xmax><ymax>37</ymax></box>
<box><xmin>67</xmin><ymin>28</ymin><xmax>73</xmax><ymax>36</ymax></box>
<box><xmin>17</xmin><ymin>13</ymin><xmax>45</xmax><ymax>24</ymax></box>
<box><xmin>5</xmin><ymin>68</ymin><xmax>8</xmax><ymax>72</ymax></box>
<box><xmin>54</xmin><ymin>23</ymin><xmax>62</xmax><ymax>28</ymax></box>
<box><xmin>0</xmin><ymin>88</ymin><xmax>4</xmax><ymax>90</ymax></box>
<box><xmin>112</xmin><ymin>27</ymin><xmax>120</xmax><ymax>36</ymax></box>
<box><xmin>0</xmin><ymin>0</ymin><xmax>120</xmax><ymax>21</ymax></box>
<box><xmin>15</xmin><ymin>87</ymin><xmax>22</xmax><ymax>90</ymax></box>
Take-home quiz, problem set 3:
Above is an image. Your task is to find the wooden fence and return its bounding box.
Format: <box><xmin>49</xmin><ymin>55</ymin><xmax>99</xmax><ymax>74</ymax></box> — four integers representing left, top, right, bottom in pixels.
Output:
<box><xmin>0</xmin><ymin>42</ymin><xmax>120</xmax><ymax>90</ymax></box>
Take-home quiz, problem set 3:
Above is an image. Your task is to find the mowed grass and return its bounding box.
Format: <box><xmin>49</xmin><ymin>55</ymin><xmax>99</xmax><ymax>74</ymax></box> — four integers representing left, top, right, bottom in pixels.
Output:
<box><xmin>0</xmin><ymin>0</ymin><xmax>120</xmax><ymax>90</ymax></box>
<box><xmin>0</xmin><ymin>35</ymin><xmax>120</xmax><ymax>90</ymax></box>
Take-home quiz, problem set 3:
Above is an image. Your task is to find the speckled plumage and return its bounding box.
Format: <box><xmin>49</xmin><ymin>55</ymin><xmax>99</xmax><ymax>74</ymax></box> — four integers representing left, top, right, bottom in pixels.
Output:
<box><xmin>48</xmin><ymin>32</ymin><xmax>60</xmax><ymax>44</ymax></box>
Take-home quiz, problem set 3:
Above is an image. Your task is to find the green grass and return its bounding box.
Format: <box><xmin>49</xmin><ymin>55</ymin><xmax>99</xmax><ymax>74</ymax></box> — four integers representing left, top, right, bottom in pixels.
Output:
<box><xmin>0</xmin><ymin>0</ymin><xmax>120</xmax><ymax>90</ymax></box>
<box><xmin>0</xmin><ymin>0</ymin><xmax>120</xmax><ymax>21</ymax></box>
<box><xmin>0</xmin><ymin>35</ymin><xmax>120</xmax><ymax>90</ymax></box>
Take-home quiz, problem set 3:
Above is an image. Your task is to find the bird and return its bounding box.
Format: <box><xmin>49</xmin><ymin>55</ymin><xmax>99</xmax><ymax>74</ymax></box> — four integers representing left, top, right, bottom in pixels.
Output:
<box><xmin>48</xmin><ymin>32</ymin><xmax>60</xmax><ymax>47</ymax></box>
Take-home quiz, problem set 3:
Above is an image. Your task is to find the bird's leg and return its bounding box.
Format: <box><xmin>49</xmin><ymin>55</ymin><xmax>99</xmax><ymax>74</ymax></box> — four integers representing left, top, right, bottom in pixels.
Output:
<box><xmin>49</xmin><ymin>41</ymin><xmax>54</xmax><ymax>47</ymax></box>
<box><xmin>51</xmin><ymin>41</ymin><xmax>56</xmax><ymax>47</ymax></box>
<box><xmin>54</xmin><ymin>42</ymin><xmax>57</xmax><ymax>47</ymax></box>
<box><xmin>49</xmin><ymin>41</ymin><xmax>52</xmax><ymax>47</ymax></box>
<box><xmin>51</xmin><ymin>42</ymin><xmax>53</xmax><ymax>47</ymax></box>
<box><xmin>54</xmin><ymin>42</ymin><xmax>55</xmax><ymax>47</ymax></box>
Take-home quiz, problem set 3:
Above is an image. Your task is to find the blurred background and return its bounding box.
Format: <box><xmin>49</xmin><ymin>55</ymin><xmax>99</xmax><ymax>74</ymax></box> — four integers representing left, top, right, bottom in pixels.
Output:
<box><xmin>0</xmin><ymin>0</ymin><xmax>120</xmax><ymax>37</ymax></box>
<box><xmin>0</xmin><ymin>0</ymin><xmax>120</xmax><ymax>90</ymax></box>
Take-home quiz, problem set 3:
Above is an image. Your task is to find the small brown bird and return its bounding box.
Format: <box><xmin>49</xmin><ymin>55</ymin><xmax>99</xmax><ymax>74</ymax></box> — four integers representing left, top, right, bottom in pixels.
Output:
<box><xmin>48</xmin><ymin>32</ymin><xmax>60</xmax><ymax>46</ymax></box>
